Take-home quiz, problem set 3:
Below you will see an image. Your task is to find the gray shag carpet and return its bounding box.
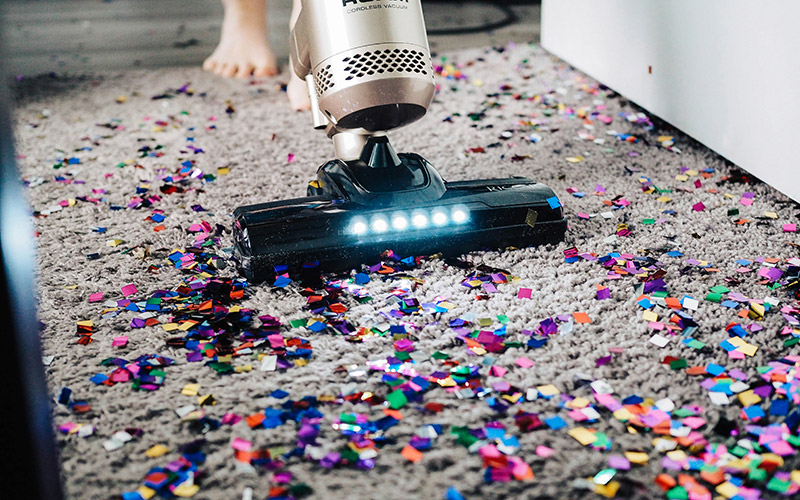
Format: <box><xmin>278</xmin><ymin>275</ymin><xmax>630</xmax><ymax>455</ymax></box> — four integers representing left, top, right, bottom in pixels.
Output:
<box><xmin>12</xmin><ymin>43</ymin><xmax>800</xmax><ymax>500</ymax></box>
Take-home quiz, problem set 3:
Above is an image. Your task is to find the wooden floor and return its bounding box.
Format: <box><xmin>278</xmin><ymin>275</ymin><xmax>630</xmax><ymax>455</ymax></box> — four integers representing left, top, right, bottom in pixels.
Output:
<box><xmin>1</xmin><ymin>0</ymin><xmax>540</xmax><ymax>76</ymax></box>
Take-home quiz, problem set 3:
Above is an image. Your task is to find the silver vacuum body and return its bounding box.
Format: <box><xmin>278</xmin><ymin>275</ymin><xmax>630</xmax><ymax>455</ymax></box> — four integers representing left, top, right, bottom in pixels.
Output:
<box><xmin>291</xmin><ymin>0</ymin><xmax>435</xmax><ymax>136</ymax></box>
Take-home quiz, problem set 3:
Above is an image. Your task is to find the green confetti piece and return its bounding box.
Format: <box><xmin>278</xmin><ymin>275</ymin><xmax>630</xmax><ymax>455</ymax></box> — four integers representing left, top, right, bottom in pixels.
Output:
<box><xmin>652</xmin><ymin>291</ymin><xmax>668</xmax><ymax>298</ymax></box>
<box><xmin>709</xmin><ymin>285</ymin><xmax>729</xmax><ymax>294</ymax></box>
<box><xmin>766</xmin><ymin>477</ymin><xmax>791</xmax><ymax>493</ymax></box>
<box><xmin>496</xmin><ymin>314</ymin><xmax>509</xmax><ymax>324</ymax></box>
<box><xmin>642</xmin><ymin>219</ymin><xmax>655</xmax><ymax>225</ymax></box>
<box><xmin>208</xmin><ymin>362</ymin><xmax>234</xmax><ymax>374</ymax></box>
<box><xmin>385</xmin><ymin>377</ymin><xmax>403</xmax><ymax>388</ymax></box>
<box><xmin>386</xmin><ymin>389</ymin><xmax>408</xmax><ymax>409</ymax></box>
<box><xmin>705</xmin><ymin>292</ymin><xmax>722</xmax><ymax>303</ymax></box>
<box><xmin>730</xmin><ymin>445</ymin><xmax>748</xmax><ymax>457</ymax></box>
<box><xmin>784</xmin><ymin>338</ymin><xmax>799</xmax><ymax>348</ymax></box>
<box><xmin>394</xmin><ymin>351</ymin><xmax>411</xmax><ymax>361</ymax></box>
<box><xmin>340</xmin><ymin>448</ymin><xmax>359</xmax><ymax>463</ymax></box>
<box><xmin>288</xmin><ymin>484</ymin><xmax>313</xmax><ymax>498</ymax></box>
<box><xmin>339</xmin><ymin>413</ymin><xmax>357</xmax><ymax>424</ymax></box>
<box><xmin>748</xmin><ymin>467</ymin><xmax>767</xmax><ymax>482</ymax></box>
<box><xmin>672</xmin><ymin>408</ymin><xmax>694</xmax><ymax>418</ymax></box>
<box><xmin>290</xmin><ymin>318</ymin><xmax>307</xmax><ymax>328</ymax></box>
<box><xmin>666</xmin><ymin>486</ymin><xmax>688</xmax><ymax>500</ymax></box>
<box><xmin>687</xmin><ymin>339</ymin><xmax>706</xmax><ymax>349</ymax></box>
<box><xmin>727</xmin><ymin>208</ymin><xmax>739</xmax><ymax>216</ymax></box>
<box><xmin>669</xmin><ymin>359</ymin><xmax>687</xmax><ymax>370</ymax></box>
<box><xmin>451</xmin><ymin>426</ymin><xmax>479</xmax><ymax>448</ymax></box>
<box><xmin>431</xmin><ymin>351</ymin><xmax>450</xmax><ymax>360</ymax></box>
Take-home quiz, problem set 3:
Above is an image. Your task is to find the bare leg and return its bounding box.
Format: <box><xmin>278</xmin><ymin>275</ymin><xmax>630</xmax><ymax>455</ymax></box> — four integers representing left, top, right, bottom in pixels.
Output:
<box><xmin>286</xmin><ymin>0</ymin><xmax>311</xmax><ymax>110</ymax></box>
<box><xmin>203</xmin><ymin>0</ymin><xmax>277</xmax><ymax>78</ymax></box>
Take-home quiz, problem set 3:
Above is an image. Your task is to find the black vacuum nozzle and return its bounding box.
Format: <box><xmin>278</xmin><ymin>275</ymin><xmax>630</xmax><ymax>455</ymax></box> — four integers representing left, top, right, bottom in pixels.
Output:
<box><xmin>233</xmin><ymin>145</ymin><xmax>567</xmax><ymax>282</ymax></box>
<box><xmin>359</xmin><ymin>136</ymin><xmax>401</xmax><ymax>168</ymax></box>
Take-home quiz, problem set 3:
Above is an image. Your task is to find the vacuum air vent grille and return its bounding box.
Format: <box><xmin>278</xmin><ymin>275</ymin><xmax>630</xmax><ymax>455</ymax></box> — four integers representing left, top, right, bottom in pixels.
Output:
<box><xmin>342</xmin><ymin>48</ymin><xmax>429</xmax><ymax>81</ymax></box>
<box><xmin>314</xmin><ymin>65</ymin><xmax>334</xmax><ymax>96</ymax></box>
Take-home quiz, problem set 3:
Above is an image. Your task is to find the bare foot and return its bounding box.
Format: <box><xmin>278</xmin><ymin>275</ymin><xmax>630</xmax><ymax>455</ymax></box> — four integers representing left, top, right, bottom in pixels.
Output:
<box><xmin>287</xmin><ymin>74</ymin><xmax>311</xmax><ymax>111</ymax></box>
<box><xmin>203</xmin><ymin>0</ymin><xmax>277</xmax><ymax>79</ymax></box>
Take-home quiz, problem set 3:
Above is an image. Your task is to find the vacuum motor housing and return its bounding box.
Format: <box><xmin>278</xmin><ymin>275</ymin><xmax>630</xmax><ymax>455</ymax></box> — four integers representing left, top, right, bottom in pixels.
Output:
<box><xmin>291</xmin><ymin>0</ymin><xmax>436</xmax><ymax>132</ymax></box>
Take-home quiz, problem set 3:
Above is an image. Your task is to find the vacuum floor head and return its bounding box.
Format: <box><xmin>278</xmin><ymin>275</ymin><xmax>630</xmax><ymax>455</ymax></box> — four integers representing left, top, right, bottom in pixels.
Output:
<box><xmin>233</xmin><ymin>138</ymin><xmax>566</xmax><ymax>282</ymax></box>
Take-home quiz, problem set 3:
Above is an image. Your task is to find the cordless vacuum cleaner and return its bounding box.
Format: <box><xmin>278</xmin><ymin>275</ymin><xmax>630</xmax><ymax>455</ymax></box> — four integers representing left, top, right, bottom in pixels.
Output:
<box><xmin>232</xmin><ymin>0</ymin><xmax>567</xmax><ymax>281</ymax></box>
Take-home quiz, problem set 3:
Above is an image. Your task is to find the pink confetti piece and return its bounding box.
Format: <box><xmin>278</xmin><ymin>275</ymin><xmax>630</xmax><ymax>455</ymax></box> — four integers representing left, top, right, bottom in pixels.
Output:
<box><xmin>112</xmin><ymin>336</ymin><xmax>128</xmax><ymax>347</ymax></box>
<box><xmin>231</xmin><ymin>437</ymin><xmax>252</xmax><ymax>451</ymax></box>
<box><xmin>692</xmin><ymin>202</ymin><xmax>705</xmax><ymax>211</ymax></box>
<box><xmin>489</xmin><ymin>366</ymin><xmax>507</xmax><ymax>377</ymax></box>
<box><xmin>287</xmin><ymin>153</ymin><xmax>295</xmax><ymax>163</ymax></box>
<box><xmin>515</xmin><ymin>357</ymin><xmax>534</xmax><ymax>368</ymax></box>
<box><xmin>121</xmin><ymin>283</ymin><xmax>137</xmax><ymax>297</ymax></box>
<box><xmin>517</xmin><ymin>288</ymin><xmax>532</xmax><ymax>299</ymax></box>
<box><xmin>784</xmin><ymin>223</ymin><xmax>796</xmax><ymax>232</ymax></box>
<box><xmin>535</xmin><ymin>445</ymin><xmax>555</xmax><ymax>457</ymax></box>
<box><xmin>88</xmin><ymin>292</ymin><xmax>103</xmax><ymax>303</ymax></box>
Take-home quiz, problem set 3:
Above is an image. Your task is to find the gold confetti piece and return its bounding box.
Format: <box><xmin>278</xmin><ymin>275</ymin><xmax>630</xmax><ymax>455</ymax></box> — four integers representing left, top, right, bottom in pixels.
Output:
<box><xmin>145</xmin><ymin>444</ymin><xmax>169</xmax><ymax>458</ymax></box>
<box><xmin>657</xmin><ymin>196</ymin><xmax>672</xmax><ymax>203</ymax></box>
<box><xmin>593</xmin><ymin>481</ymin><xmax>620</xmax><ymax>498</ymax></box>
<box><xmin>612</xmin><ymin>408</ymin><xmax>634</xmax><ymax>421</ymax></box>
<box><xmin>642</xmin><ymin>310</ymin><xmax>658</xmax><ymax>322</ymax></box>
<box><xmin>137</xmin><ymin>486</ymin><xmax>156</xmax><ymax>499</ymax></box>
<box><xmin>115</xmin><ymin>95</ymin><xmax>128</xmax><ymax>103</ymax></box>
<box><xmin>172</xmin><ymin>483</ymin><xmax>199</xmax><ymax>497</ymax></box>
<box><xmin>764</xmin><ymin>211</ymin><xmax>778</xmax><ymax>219</ymax></box>
<box><xmin>716</xmin><ymin>481</ymin><xmax>739</xmax><ymax>498</ymax></box>
<box><xmin>234</xmin><ymin>365</ymin><xmax>252</xmax><ymax>372</ymax></box>
<box><xmin>566</xmin><ymin>156</ymin><xmax>585</xmax><ymax>163</ymax></box>
<box><xmin>181</xmin><ymin>384</ymin><xmax>200</xmax><ymax>397</ymax></box>
<box><xmin>77</xmin><ymin>320</ymin><xmax>94</xmax><ymax>327</ymax></box>
<box><xmin>178</xmin><ymin>320</ymin><xmax>198</xmax><ymax>331</ymax></box>
<box><xmin>106</xmin><ymin>239</ymin><xmax>125</xmax><ymax>247</ymax></box>
<box><xmin>197</xmin><ymin>394</ymin><xmax>216</xmax><ymax>406</ymax></box>
<box><xmin>568</xmin><ymin>427</ymin><xmax>597</xmax><ymax>446</ymax></box>
<box><xmin>161</xmin><ymin>323</ymin><xmax>179</xmax><ymax>331</ymax></box>
<box><xmin>537</xmin><ymin>384</ymin><xmax>561</xmax><ymax>397</ymax></box>
<box><xmin>666</xmin><ymin>450</ymin><xmax>687</xmax><ymax>461</ymax></box>
<box><xmin>675</xmin><ymin>174</ymin><xmax>689</xmax><ymax>182</ymax></box>
<box><xmin>624</xmin><ymin>451</ymin><xmax>649</xmax><ymax>464</ymax></box>
<box><xmin>217</xmin><ymin>166</ymin><xmax>230</xmax><ymax>176</ymax></box>
<box><xmin>737</xmin><ymin>390</ymin><xmax>761</xmax><ymax>406</ymax></box>
<box><xmin>64</xmin><ymin>284</ymin><xmax>78</xmax><ymax>290</ymax></box>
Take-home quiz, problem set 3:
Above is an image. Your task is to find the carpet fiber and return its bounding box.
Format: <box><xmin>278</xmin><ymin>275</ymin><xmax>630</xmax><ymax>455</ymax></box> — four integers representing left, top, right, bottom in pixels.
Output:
<box><xmin>13</xmin><ymin>43</ymin><xmax>800</xmax><ymax>500</ymax></box>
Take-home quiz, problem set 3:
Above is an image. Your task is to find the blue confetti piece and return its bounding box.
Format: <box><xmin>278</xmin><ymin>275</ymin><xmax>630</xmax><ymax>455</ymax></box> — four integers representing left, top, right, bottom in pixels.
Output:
<box><xmin>667</xmin><ymin>250</ymin><xmax>682</xmax><ymax>257</ymax></box>
<box><xmin>58</xmin><ymin>387</ymin><xmax>72</xmax><ymax>405</ymax></box>
<box><xmin>485</xmin><ymin>427</ymin><xmax>505</xmax><ymax>440</ymax></box>
<box><xmin>270</xmin><ymin>389</ymin><xmax>290</xmax><ymax>399</ymax></box>
<box><xmin>90</xmin><ymin>373</ymin><xmax>109</xmax><ymax>385</ymax></box>
<box><xmin>770</xmin><ymin>399</ymin><xmax>790</xmax><ymax>416</ymax></box>
<box><xmin>308</xmin><ymin>321</ymin><xmax>327</xmax><ymax>332</ymax></box>
<box><xmin>354</xmin><ymin>272</ymin><xmax>370</xmax><ymax>285</ymax></box>
<box><xmin>744</xmin><ymin>406</ymin><xmax>765</xmax><ymax>420</ymax></box>
<box><xmin>546</xmin><ymin>196</ymin><xmax>561</xmax><ymax>209</ymax></box>
<box><xmin>445</xmin><ymin>486</ymin><xmax>465</xmax><ymax>500</ymax></box>
<box><xmin>544</xmin><ymin>415</ymin><xmax>567</xmax><ymax>430</ymax></box>
<box><xmin>706</xmin><ymin>363</ymin><xmax>725</xmax><ymax>376</ymax></box>
<box><xmin>273</xmin><ymin>276</ymin><xmax>292</xmax><ymax>288</ymax></box>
